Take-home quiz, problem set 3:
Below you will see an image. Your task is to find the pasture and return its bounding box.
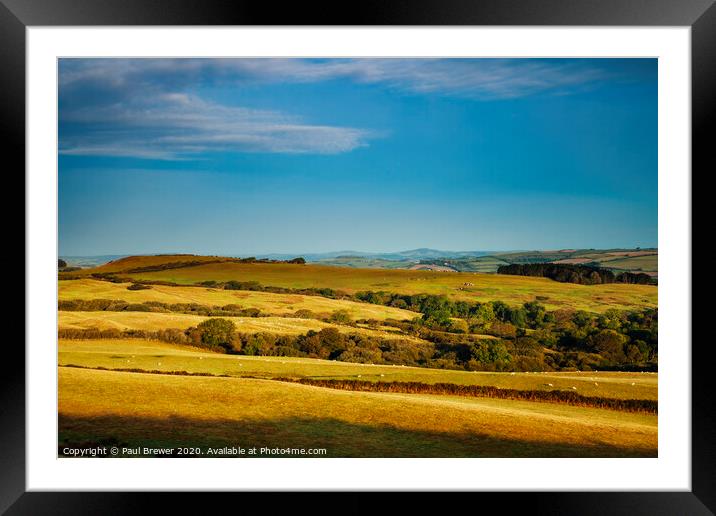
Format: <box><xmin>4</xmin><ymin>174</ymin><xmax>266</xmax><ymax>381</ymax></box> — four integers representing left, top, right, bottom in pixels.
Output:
<box><xmin>58</xmin><ymin>341</ymin><xmax>657</xmax><ymax>457</ymax></box>
<box><xmin>59</xmin><ymin>339</ymin><xmax>658</xmax><ymax>400</ymax></box>
<box><xmin>58</xmin><ymin>311</ymin><xmax>423</xmax><ymax>341</ymax></box>
<box><xmin>115</xmin><ymin>261</ymin><xmax>657</xmax><ymax>312</ymax></box>
<box><xmin>57</xmin><ymin>255</ymin><xmax>658</xmax><ymax>458</ymax></box>
<box><xmin>59</xmin><ymin>278</ymin><xmax>419</xmax><ymax>321</ymax></box>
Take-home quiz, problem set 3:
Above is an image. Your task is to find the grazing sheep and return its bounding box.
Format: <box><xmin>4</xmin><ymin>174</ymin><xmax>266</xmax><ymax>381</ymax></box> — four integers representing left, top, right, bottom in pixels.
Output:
<box><xmin>510</xmin><ymin>372</ymin><xmax>516</xmax><ymax>376</ymax></box>
<box><xmin>594</xmin><ymin>382</ymin><xmax>598</xmax><ymax>386</ymax></box>
<box><xmin>380</xmin><ymin>374</ymin><xmax>385</xmax><ymax>377</ymax></box>
<box><xmin>631</xmin><ymin>382</ymin><xmax>636</xmax><ymax>386</ymax></box>
<box><xmin>571</xmin><ymin>386</ymin><xmax>577</xmax><ymax>390</ymax></box>
<box><xmin>546</xmin><ymin>383</ymin><xmax>553</xmax><ymax>387</ymax></box>
<box><xmin>357</xmin><ymin>375</ymin><xmax>362</xmax><ymax>378</ymax></box>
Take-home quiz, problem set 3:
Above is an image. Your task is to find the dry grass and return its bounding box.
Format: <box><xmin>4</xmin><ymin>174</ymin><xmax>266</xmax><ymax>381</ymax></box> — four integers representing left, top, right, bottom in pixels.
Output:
<box><xmin>59</xmin><ymin>339</ymin><xmax>658</xmax><ymax>401</ymax></box>
<box><xmin>58</xmin><ymin>311</ymin><xmax>425</xmax><ymax>342</ymax></box>
<box><xmin>119</xmin><ymin>261</ymin><xmax>657</xmax><ymax>312</ymax></box>
<box><xmin>59</xmin><ymin>279</ymin><xmax>418</xmax><ymax>321</ymax></box>
<box><xmin>58</xmin><ymin>366</ymin><xmax>657</xmax><ymax>457</ymax></box>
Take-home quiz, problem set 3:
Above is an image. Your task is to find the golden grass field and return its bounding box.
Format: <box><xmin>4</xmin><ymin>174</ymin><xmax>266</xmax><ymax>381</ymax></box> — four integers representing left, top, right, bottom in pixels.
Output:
<box><xmin>59</xmin><ymin>278</ymin><xmax>419</xmax><ymax>321</ymax></box>
<box><xmin>102</xmin><ymin>260</ymin><xmax>657</xmax><ymax>312</ymax></box>
<box><xmin>57</xmin><ymin>255</ymin><xmax>658</xmax><ymax>458</ymax></box>
<box><xmin>58</xmin><ymin>340</ymin><xmax>657</xmax><ymax>457</ymax></box>
<box><xmin>58</xmin><ymin>311</ymin><xmax>423</xmax><ymax>341</ymax></box>
<box><xmin>59</xmin><ymin>339</ymin><xmax>658</xmax><ymax>400</ymax></box>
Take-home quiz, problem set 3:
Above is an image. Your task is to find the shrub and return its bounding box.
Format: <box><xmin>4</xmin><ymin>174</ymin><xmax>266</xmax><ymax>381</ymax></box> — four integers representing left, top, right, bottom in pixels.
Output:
<box><xmin>329</xmin><ymin>310</ymin><xmax>351</xmax><ymax>324</ymax></box>
<box><xmin>293</xmin><ymin>309</ymin><xmax>318</xmax><ymax>319</ymax></box>
<box><xmin>127</xmin><ymin>283</ymin><xmax>151</xmax><ymax>291</ymax></box>
<box><xmin>196</xmin><ymin>318</ymin><xmax>236</xmax><ymax>350</ymax></box>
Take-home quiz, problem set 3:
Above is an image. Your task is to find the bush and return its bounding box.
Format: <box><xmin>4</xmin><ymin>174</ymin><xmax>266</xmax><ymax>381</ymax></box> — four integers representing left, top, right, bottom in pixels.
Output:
<box><xmin>329</xmin><ymin>310</ymin><xmax>351</xmax><ymax>324</ymax></box>
<box><xmin>196</xmin><ymin>318</ymin><xmax>236</xmax><ymax>350</ymax></box>
<box><xmin>127</xmin><ymin>283</ymin><xmax>151</xmax><ymax>291</ymax></box>
<box><xmin>293</xmin><ymin>309</ymin><xmax>318</xmax><ymax>319</ymax></box>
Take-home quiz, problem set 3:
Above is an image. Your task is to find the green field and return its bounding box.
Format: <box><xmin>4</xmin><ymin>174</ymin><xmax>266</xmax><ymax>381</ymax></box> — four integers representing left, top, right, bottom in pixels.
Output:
<box><xmin>92</xmin><ymin>260</ymin><xmax>658</xmax><ymax>312</ymax></box>
<box><xmin>58</xmin><ymin>339</ymin><xmax>657</xmax><ymax>457</ymax></box>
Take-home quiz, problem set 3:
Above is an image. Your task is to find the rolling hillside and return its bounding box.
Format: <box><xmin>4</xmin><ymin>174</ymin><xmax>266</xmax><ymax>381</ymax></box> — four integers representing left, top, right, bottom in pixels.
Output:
<box><xmin>76</xmin><ymin>258</ymin><xmax>658</xmax><ymax>312</ymax></box>
<box><xmin>59</xmin><ymin>339</ymin><xmax>657</xmax><ymax>458</ymax></box>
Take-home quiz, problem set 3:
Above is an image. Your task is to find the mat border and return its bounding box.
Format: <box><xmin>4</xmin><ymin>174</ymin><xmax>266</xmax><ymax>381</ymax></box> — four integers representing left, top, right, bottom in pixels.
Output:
<box><xmin>7</xmin><ymin>0</ymin><xmax>713</xmax><ymax>512</ymax></box>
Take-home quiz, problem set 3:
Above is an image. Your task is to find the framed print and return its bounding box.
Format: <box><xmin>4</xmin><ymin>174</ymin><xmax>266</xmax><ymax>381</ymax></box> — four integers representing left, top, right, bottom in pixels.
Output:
<box><xmin>6</xmin><ymin>0</ymin><xmax>714</xmax><ymax>512</ymax></box>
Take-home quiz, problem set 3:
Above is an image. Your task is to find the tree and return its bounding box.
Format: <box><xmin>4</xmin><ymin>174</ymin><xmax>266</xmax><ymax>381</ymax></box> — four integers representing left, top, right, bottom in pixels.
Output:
<box><xmin>422</xmin><ymin>307</ymin><xmax>452</xmax><ymax>329</ymax></box>
<box><xmin>472</xmin><ymin>303</ymin><xmax>495</xmax><ymax>328</ymax></box>
<box><xmin>588</xmin><ymin>329</ymin><xmax>627</xmax><ymax>364</ymax></box>
<box><xmin>509</xmin><ymin>307</ymin><xmax>528</xmax><ymax>328</ymax></box>
<box><xmin>58</xmin><ymin>259</ymin><xmax>67</xmax><ymax>268</ymax></box>
<box><xmin>469</xmin><ymin>340</ymin><xmax>512</xmax><ymax>368</ymax></box>
<box><xmin>317</xmin><ymin>327</ymin><xmax>346</xmax><ymax>356</ymax></box>
<box><xmin>449</xmin><ymin>318</ymin><xmax>469</xmax><ymax>334</ymax></box>
<box><xmin>196</xmin><ymin>318</ymin><xmax>236</xmax><ymax>349</ymax></box>
<box><xmin>523</xmin><ymin>301</ymin><xmax>546</xmax><ymax>327</ymax></box>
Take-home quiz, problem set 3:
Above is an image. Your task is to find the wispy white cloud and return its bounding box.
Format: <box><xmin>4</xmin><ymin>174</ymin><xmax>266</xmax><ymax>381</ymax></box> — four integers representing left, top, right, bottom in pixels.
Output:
<box><xmin>59</xmin><ymin>91</ymin><xmax>372</xmax><ymax>159</ymax></box>
<box><xmin>60</xmin><ymin>58</ymin><xmax>611</xmax><ymax>100</ymax></box>
<box><xmin>58</xmin><ymin>58</ymin><xmax>614</xmax><ymax>160</ymax></box>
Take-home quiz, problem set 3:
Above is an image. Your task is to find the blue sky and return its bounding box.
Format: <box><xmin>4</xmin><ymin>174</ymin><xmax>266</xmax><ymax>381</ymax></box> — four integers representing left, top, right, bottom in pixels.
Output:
<box><xmin>58</xmin><ymin>58</ymin><xmax>657</xmax><ymax>256</ymax></box>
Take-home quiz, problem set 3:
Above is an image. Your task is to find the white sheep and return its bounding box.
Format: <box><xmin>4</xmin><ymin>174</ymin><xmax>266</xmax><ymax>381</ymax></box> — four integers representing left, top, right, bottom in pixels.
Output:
<box><xmin>571</xmin><ymin>386</ymin><xmax>577</xmax><ymax>390</ymax></box>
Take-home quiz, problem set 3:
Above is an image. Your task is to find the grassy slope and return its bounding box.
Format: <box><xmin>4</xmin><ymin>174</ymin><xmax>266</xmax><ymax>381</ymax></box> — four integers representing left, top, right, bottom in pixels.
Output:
<box><xmin>59</xmin><ymin>279</ymin><xmax>418</xmax><ymax>321</ymax></box>
<box><xmin>58</xmin><ymin>311</ymin><xmax>425</xmax><ymax>341</ymax></box>
<box><xmin>593</xmin><ymin>254</ymin><xmax>658</xmax><ymax>272</ymax></box>
<box><xmin>121</xmin><ymin>262</ymin><xmax>657</xmax><ymax>312</ymax></box>
<box><xmin>68</xmin><ymin>254</ymin><xmax>230</xmax><ymax>274</ymax></box>
<box><xmin>59</xmin><ymin>339</ymin><xmax>658</xmax><ymax>401</ymax></box>
<box><xmin>59</xmin><ymin>366</ymin><xmax>656</xmax><ymax>457</ymax></box>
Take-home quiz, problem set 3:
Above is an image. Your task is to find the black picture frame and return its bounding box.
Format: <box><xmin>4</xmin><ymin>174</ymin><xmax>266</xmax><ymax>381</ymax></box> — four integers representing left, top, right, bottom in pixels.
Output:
<box><xmin>5</xmin><ymin>0</ymin><xmax>713</xmax><ymax>513</ymax></box>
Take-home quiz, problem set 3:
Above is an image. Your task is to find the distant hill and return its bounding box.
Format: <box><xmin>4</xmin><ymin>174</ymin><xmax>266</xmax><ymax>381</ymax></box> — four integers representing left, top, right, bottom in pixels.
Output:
<box><xmin>308</xmin><ymin>248</ymin><xmax>657</xmax><ymax>275</ymax></box>
<box><xmin>60</xmin><ymin>255</ymin><xmax>128</xmax><ymax>268</ymax></box>
<box><xmin>61</xmin><ymin>247</ymin><xmax>657</xmax><ymax>276</ymax></box>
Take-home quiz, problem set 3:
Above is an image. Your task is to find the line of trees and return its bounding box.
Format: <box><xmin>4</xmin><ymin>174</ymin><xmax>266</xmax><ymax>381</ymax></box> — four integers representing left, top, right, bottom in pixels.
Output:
<box><xmin>497</xmin><ymin>263</ymin><xmax>655</xmax><ymax>285</ymax></box>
